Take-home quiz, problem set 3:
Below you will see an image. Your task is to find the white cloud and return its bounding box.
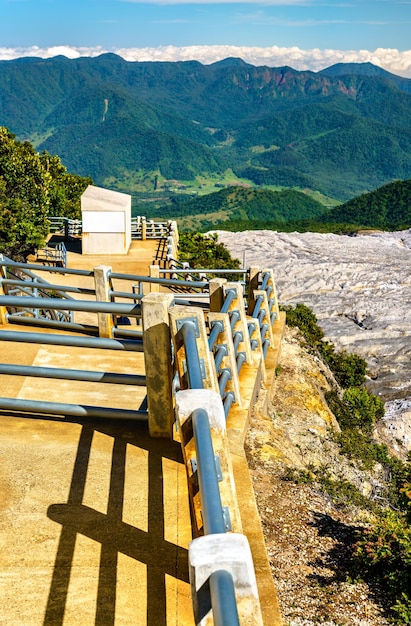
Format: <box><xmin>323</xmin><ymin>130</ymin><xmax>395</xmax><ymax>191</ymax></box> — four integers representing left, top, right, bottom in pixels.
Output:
<box><xmin>0</xmin><ymin>44</ymin><xmax>410</xmax><ymax>77</ymax></box>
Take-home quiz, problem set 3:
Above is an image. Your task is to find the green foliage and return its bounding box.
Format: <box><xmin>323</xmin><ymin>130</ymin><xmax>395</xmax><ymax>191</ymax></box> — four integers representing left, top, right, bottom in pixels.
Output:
<box><xmin>3</xmin><ymin>55</ymin><xmax>411</xmax><ymax>201</ymax></box>
<box><xmin>0</xmin><ymin>127</ymin><xmax>50</xmax><ymax>259</ymax></box>
<box><xmin>40</xmin><ymin>152</ymin><xmax>93</xmax><ymax>219</ymax></box>
<box><xmin>148</xmin><ymin>186</ymin><xmax>326</xmax><ymax>227</ymax></box>
<box><xmin>326</xmin><ymin>179</ymin><xmax>411</xmax><ymax>230</ymax></box>
<box><xmin>284</xmin><ymin>303</ymin><xmax>367</xmax><ymax>388</ymax></box>
<box><xmin>0</xmin><ymin>127</ymin><xmax>92</xmax><ymax>258</ymax></box>
<box><xmin>354</xmin><ymin>510</ymin><xmax>411</xmax><ymax>622</ymax></box>
<box><xmin>178</xmin><ymin>232</ymin><xmax>241</xmax><ymax>270</ymax></box>
<box><xmin>343</xmin><ymin>387</ymin><xmax>385</xmax><ymax>432</ymax></box>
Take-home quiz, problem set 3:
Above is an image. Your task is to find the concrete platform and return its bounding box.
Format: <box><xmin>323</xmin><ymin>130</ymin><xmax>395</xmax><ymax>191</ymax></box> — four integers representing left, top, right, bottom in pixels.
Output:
<box><xmin>0</xmin><ymin>241</ymin><xmax>285</xmax><ymax>625</ymax></box>
<box><xmin>0</xmin><ymin>326</ymin><xmax>195</xmax><ymax>625</ymax></box>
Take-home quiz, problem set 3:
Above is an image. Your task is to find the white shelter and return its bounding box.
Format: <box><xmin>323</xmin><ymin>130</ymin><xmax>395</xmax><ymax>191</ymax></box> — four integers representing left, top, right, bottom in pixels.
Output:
<box><xmin>81</xmin><ymin>185</ymin><xmax>131</xmax><ymax>255</ymax></box>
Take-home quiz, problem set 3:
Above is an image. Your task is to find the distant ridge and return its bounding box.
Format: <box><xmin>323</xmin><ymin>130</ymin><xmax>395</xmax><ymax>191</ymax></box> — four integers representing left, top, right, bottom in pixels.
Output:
<box><xmin>320</xmin><ymin>62</ymin><xmax>411</xmax><ymax>93</ymax></box>
<box><xmin>1</xmin><ymin>56</ymin><xmax>411</xmax><ymax>201</ymax></box>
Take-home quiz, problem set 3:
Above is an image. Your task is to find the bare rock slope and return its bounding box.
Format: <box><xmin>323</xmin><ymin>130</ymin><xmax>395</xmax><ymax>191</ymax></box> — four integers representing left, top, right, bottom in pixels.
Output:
<box><xmin>216</xmin><ymin>228</ymin><xmax>411</xmax><ymax>454</ymax></box>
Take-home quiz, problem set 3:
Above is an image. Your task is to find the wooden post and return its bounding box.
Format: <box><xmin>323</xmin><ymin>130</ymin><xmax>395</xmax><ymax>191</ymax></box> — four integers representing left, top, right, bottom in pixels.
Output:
<box><xmin>207</xmin><ymin>311</ymin><xmax>242</xmax><ymax>407</ymax></box>
<box><xmin>247</xmin><ymin>267</ymin><xmax>260</xmax><ymax>316</ymax></box>
<box><xmin>93</xmin><ymin>265</ymin><xmax>114</xmax><ymax>338</ymax></box>
<box><xmin>142</xmin><ymin>293</ymin><xmax>175</xmax><ymax>438</ymax></box>
<box><xmin>169</xmin><ymin>305</ymin><xmax>219</xmax><ymax>394</ymax></box>
<box><xmin>0</xmin><ymin>256</ymin><xmax>8</xmax><ymax>325</ymax></box>
<box><xmin>149</xmin><ymin>265</ymin><xmax>160</xmax><ymax>293</ymax></box>
<box><xmin>209</xmin><ymin>277</ymin><xmax>227</xmax><ymax>313</ymax></box>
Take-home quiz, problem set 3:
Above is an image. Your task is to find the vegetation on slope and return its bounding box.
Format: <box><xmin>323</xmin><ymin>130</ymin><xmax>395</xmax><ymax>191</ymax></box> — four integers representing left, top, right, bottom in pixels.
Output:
<box><xmin>325</xmin><ymin>178</ymin><xmax>411</xmax><ymax>230</ymax></box>
<box><xmin>148</xmin><ymin>186</ymin><xmax>327</xmax><ymax>231</ymax></box>
<box><xmin>285</xmin><ymin>303</ymin><xmax>411</xmax><ymax>622</ymax></box>
<box><xmin>2</xmin><ymin>55</ymin><xmax>411</xmax><ymax>199</ymax></box>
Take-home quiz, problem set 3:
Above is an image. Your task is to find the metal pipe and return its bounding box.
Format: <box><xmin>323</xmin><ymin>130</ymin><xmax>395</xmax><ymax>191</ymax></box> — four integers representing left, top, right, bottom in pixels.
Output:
<box><xmin>260</xmin><ymin>272</ymin><xmax>270</xmax><ymax>291</ymax></box>
<box><xmin>220</xmin><ymin>289</ymin><xmax>236</xmax><ymax>314</ymax></box>
<box><xmin>0</xmin><ymin>295</ymin><xmax>141</xmax><ymax>316</ymax></box>
<box><xmin>159</xmin><ymin>268</ymin><xmax>246</xmax><ymax>275</ymax></box>
<box><xmin>213</xmin><ymin>344</ymin><xmax>228</xmax><ymax>373</ymax></box>
<box><xmin>229</xmin><ymin>310</ymin><xmax>240</xmax><ymax>331</ymax></box>
<box><xmin>0</xmin><ymin>397</ymin><xmax>148</xmax><ymax>421</ymax></box>
<box><xmin>236</xmin><ymin>352</ymin><xmax>247</xmax><ymax>374</ymax></box>
<box><xmin>192</xmin><ymin>408</ymin><xmax>226</xmax><ymax>534</ymax></box>
<box><xmin>251</xmin><ymin>294</ymin><xmax>264</xmax><ymax>319</ymax></box>
<box><xmin>1</xmin><ymin>279</ymin><xmax>95</xmax><ymax>296</ymax></box>
<box><xmin>208</xmin><ymin>320</ymin><xmax>224</xmax><ymax>351</ymax></box>
<box><xmin>0</xmin><ymin>364</ymin><xmax>146</xmax><ymax>386</ymax></box>
<box><xmin>110</xmin><ymin>272</ymin><xmax>208</xmax><ymax>290</ymax></box>
<box><xmin>218</xmin><ymin>368</ymin><xmax>232</xmax><ymax>396</ymax></box>
<box><xmin>180</xmin><ymin>321</ymin><xmax>203</xmax><ymax>389</ymax></box>
<box><xmin>6</xmin><ymin>315</ymin><xmax>99</xmax><ymax>335</ymax></box>
<box><xmin>209</xmin><ymin>570</ymin><xmax>240</xmax><ymax>626</ymax></box>
<box><xmin>0</xmin><ymin>330</ymin><xmax>144</xmax><ymax>352</ymax></box>
<box><xmin>0</xmin><ymin>259</ymin><xmax>93</xmax><ymax>277</ymax></box>
<box><xmin>232</xmin><ymin>331</ymin><xmax>243</xmax><ymax>353</ymax></box>
<box><xmin>112</xmin><ymin>328</ymin><xmax>143</xmax><ymax>340</ymax></box>
<box><xmin>223</xmin><ymin>392</ymin><xmax>236</xmax><ymax>418</ymax></box>
<box><xmin>108</xmin><ymin>290</ymin><xmax>144</xmax><ymax>300</ymax></box>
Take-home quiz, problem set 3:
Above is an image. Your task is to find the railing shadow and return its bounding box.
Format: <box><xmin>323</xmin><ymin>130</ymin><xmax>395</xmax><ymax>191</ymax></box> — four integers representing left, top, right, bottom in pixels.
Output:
<box><xmin>33</xmin><ymin>418</ymin><xmax>190</xmax><ymax>625</ymax></box>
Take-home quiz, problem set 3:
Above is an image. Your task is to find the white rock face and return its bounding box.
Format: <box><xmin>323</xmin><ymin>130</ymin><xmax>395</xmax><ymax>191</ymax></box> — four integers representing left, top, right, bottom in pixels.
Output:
<box><xmin>216</xmin><ymin>228</ymin><xmax>411</xmax><ymax>450</ymax></box>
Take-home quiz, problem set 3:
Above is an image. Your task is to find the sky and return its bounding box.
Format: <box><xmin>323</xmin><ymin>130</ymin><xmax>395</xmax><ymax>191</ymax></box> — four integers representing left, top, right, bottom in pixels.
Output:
<box><xmin>0</xmin><ymin>0</ymin><xmax>410</xmax><ymax>77</ymax></box>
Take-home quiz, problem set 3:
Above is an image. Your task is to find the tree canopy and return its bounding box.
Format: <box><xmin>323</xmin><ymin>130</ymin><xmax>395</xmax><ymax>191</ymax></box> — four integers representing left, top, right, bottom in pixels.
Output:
<box><xmin>0</xmin><ymin>127</ymin><xmax>92</xmax><ymax>259</ymax></box>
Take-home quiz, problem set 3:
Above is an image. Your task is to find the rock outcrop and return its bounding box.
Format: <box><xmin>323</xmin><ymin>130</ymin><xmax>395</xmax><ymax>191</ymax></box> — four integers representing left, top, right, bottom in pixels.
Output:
<box><xmin>216</xmin><ymin>228</ymin><xmax>411</xmax><ymax>453</ymax></box>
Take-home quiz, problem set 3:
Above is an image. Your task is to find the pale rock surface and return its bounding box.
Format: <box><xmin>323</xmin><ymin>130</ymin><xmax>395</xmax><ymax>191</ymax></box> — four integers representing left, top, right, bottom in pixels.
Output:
<box><xmin>215</xmin><ymin>228</ymin><xmax>411</xmax><ymax>454</ymax></box>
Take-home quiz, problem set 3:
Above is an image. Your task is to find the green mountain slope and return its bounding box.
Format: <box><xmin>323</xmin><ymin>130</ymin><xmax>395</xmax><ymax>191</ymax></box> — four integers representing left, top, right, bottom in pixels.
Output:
<box><xmin>325</xmin><ymin>179</ymin><xmax>411</xmax><ymax>230</ymax></box>
<box><xmin>146</xmin><ymin>185</ymin><xmax>326</xmax><ymax>230</ymax></box>
<box><xmin>1</xmin><ymin>55</ymin><xmax>411</xmax><ymax>201</ymax></box>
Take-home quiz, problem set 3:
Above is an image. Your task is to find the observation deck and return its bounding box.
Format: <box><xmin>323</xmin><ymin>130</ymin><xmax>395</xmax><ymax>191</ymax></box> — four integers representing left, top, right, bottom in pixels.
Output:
<box><xmin>0</xmin><ymin>216</ymin><xmax>285</xmax><ymax>625</ymax></box>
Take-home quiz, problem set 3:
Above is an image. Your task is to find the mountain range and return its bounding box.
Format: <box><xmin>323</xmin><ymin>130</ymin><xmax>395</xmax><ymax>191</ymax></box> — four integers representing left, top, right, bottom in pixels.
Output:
<box><xmin>1</xmin><ymin>54</ymin><xmax>411</xmax><ymax>202</ymax></box>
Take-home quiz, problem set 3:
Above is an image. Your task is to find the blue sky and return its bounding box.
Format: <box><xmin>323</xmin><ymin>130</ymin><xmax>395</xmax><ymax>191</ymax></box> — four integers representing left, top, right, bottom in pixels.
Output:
<box><xmin>0</xmin><ymin>0</ymin><xmax>410</xmax><ymax>76</ymax></box>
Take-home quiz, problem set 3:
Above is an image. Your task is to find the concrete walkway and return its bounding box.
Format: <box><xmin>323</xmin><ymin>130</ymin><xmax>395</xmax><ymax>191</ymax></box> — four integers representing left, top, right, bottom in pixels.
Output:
<box><xmin>0</xmin><ymin>321</ymin><xmax>195</xmax><ymax>625</ymax></box>
<box><xmin>0</xmin><ymin>240</ymin><xmax>284</xmax><ymax>625</ymax></box>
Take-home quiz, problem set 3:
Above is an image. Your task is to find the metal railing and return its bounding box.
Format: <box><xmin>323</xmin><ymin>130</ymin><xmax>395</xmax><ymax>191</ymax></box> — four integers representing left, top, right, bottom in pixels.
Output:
<box><xmin>0</xmin><ymin>295</ymin><xmax>147</xmax><ymax>421</ymax></box>
<box><xmin>0</xmin><ymin>256</ymin><xmax>280</xmax><ymax>625</ymax></box>
<box><xmin>178</xmin><ymin>317</ymin><xmax>240</xmax><ymax>625</ymax></box>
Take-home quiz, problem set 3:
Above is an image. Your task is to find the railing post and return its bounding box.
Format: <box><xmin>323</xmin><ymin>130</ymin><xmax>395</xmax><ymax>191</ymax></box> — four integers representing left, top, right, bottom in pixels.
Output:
<box><xmin>94</xmin><ymin>265</ymin><xmax>114</xmax><ymax>338</ymax></box>
<box><xmin>0</xmin><ymin>256</ymin><xmax>8</xmax><ymax>325</ymax></box>
<box><xmin>208</xmin><ymin>312</ymin><xmax>242</xmax><ymax>407</ymax></box>
<box><xmin>223</xmin><ymin>283</ymin><xmax>253</xmax><ymax>365</ymax></box>
<box><xmin>189</xmin><ymin>533</ymin><xmax>263</xmax><ymax>626</ymax></box>
<box><xmin>247</xmin><ymin>267</ymin><xmax>260</xmax><ymax>316</ymax></box>
<box><xmin>149</xmin><ymin>265</ymin><xmax>160</xmax><ymax>293</ymax></box>
<box><xmin>141</xmin><ymin>217</ymin><xmax>147</xmax><ymax>240</ymax></box>
<box><xmin>169</xmin><ymin>305</ymin><xmax>219</xmax><ymax>394</ymax></box>
<box><xmin>262</xmin><ymin>267</ymin><xmax>280</xmax><ymax>321</ymax></box>
<box><xmin>175</xmin><ymin>389</ymin><xmax>242</xmax><ymax>536</ymax></box>
<box><xmin>142</xmin><ymin>293</ymin><xmax>175</xmax><ymax>438</ymax></box>
<box><xmin>209</xmin><ymin>278</ymin><xmax>227</xmax><ymax>313</ymax></box>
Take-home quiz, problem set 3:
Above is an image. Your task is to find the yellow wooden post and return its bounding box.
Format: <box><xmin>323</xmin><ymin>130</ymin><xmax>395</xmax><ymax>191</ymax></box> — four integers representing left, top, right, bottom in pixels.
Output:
<box><xmin>142</xmin><ymin>292</ymin><xmax>175</xmax><ymax>438</ymax></box>
<box><xmin>169</xmin><ymin>305</ymin><xmax>219</xmax><ymax>394</ymax></box>
<box><xmin>94</xmin><ymin>265</ymin><xmax>114</xmax><ymax>338</ymax></box>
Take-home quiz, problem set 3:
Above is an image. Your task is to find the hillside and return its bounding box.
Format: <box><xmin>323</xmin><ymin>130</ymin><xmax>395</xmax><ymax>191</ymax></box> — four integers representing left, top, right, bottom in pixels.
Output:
<box><xmin>146</xmin><ymin>186</ymin><xmax>327</xmax><ymax>230</ymax></box>
<box><xmin>326</xmin><ymin>179</ymin><xmax>411</xmax><ymax>230</ymax></box>
<box><xmin>1</xmin><ymin>56</ymin><xmax>411</xmax><ymax>202</ymax></box>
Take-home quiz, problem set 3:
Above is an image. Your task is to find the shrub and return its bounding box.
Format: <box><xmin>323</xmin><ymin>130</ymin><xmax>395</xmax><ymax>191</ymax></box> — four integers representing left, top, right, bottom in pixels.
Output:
<box><xmin>354</xmin><ymin>511</ymin><xmax>411</xmax><ymax>623</ymax></box>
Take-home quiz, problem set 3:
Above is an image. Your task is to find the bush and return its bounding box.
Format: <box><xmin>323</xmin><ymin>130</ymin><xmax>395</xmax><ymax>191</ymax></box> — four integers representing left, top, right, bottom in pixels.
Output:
<box><xmin>354</xmin><ymin>510</ymin><xmax>411</xmax><ymax>623</ymax></box>
<box><xmin>343</xmin><ymin>387</ymin><xmax>385</xmax><ymax>432</ymax></box>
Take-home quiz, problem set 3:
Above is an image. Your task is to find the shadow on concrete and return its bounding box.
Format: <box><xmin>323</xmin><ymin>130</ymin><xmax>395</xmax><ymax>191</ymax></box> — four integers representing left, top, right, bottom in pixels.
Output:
<box><xmin>48</xmin><ymin>234</ymin><xmax>82</xmax><ymax>254</ymax></box>
<box><xmin>21</xmin><ymin>417</ymin><xmax>191</xmax><ymax>626</ymax></box>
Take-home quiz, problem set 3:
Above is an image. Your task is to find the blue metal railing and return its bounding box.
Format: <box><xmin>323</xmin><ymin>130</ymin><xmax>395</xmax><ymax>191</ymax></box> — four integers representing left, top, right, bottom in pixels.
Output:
<box><xmin>179</xmin><ymin>318</ymin><xmax>240</xmax><ymax>624</ymax></box>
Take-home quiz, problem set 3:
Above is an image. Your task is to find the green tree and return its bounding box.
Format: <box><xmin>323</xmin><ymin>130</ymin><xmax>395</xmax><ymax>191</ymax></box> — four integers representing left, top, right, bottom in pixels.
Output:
<box><xmin>0</xmin><ymin>128</ymin><xmax>50</xmax><ymax>259</ymax></box>
<box><xmin>40</xmin><ymin>152</ymin><xmax>92</xmax><ymax>219</ymax></box>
